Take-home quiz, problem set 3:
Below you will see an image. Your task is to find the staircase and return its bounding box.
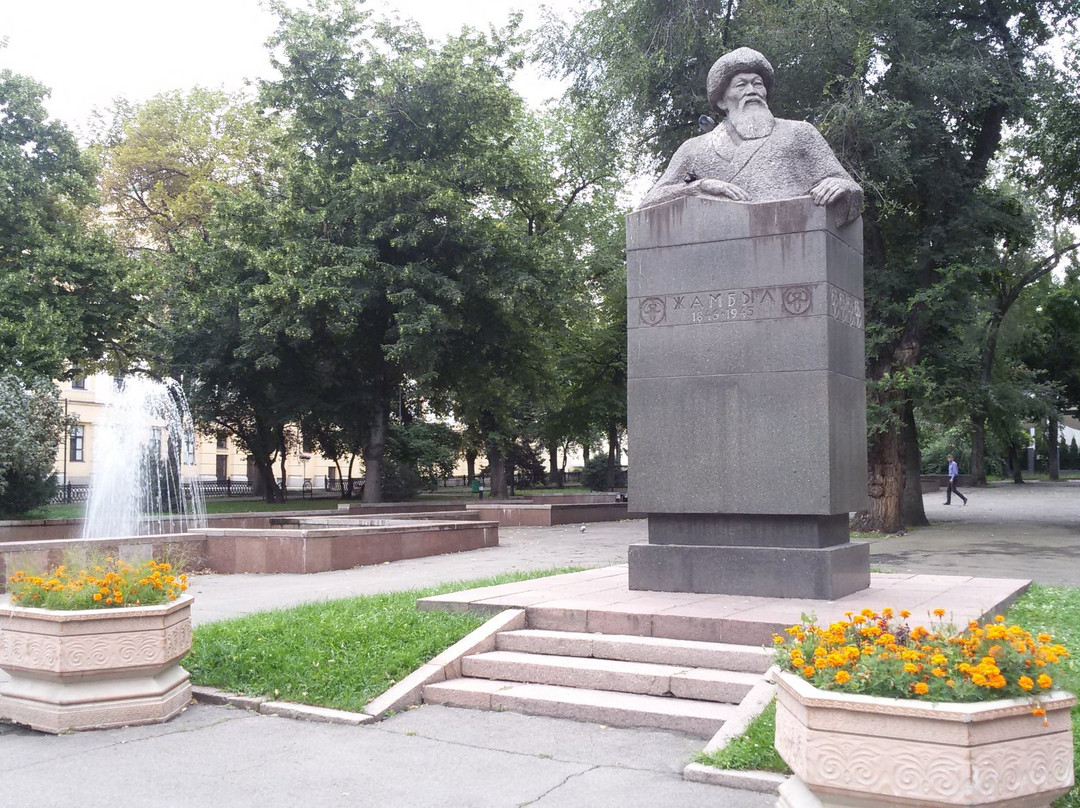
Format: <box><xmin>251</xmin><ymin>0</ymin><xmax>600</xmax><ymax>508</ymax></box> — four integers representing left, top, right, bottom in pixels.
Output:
<box><xmin>422</xmin><ymin>622</ymin><xmax>773</xmax><ymax>738</ymax></box>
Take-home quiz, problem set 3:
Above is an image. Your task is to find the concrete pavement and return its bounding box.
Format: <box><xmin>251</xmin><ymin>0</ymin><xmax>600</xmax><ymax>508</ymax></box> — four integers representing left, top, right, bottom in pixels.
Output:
<box><xmin>2</xmin><ymin>481</ymin><xmax>1077</xmax><ymax>807</ymax></box>
<box><xmin>869</xmin><ymin>480</ymin><xmax>1080</xmax><ymax>586</ymax></box>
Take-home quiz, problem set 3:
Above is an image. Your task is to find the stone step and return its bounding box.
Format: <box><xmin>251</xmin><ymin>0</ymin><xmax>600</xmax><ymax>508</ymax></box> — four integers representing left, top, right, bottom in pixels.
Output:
<box><xmin>496</xmin><ymin>629</ymin><xmax>774</xmax><ymax>673</ymax></box>
<box><xmin>423</xmin><ymin>678</ymin><xmax>735</xmax><ymax>738</ymax></box>
<box><xmin>462</xmin><ymin>650</ymin><xmax>759</xmax><ymax>704</ymax></box>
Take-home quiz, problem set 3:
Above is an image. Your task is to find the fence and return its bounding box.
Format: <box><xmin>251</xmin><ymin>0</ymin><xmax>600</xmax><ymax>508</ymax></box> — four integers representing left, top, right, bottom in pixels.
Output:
<box><xmin>432</xmin><ymin>471</ymin><xmax>583</xmax><ymax>488</ymax></box>
<box><xmin>192</xmin><ymin>480</ymin><xmax>254</xmax><ymax>498</ymax></box>
<box><xmin>50</xmin><ymin>484</ymin><xmax>91</xmax><ymax>504</ymax></box>
<box><xmin>51</xmin><ymin>470</ymin><xmax>586</xmax><ymax>505</ymax></box>
<box><xmin>50</xmin><ymin>479</ymin><xmax>255</xmax><ymax>504</ymax></box>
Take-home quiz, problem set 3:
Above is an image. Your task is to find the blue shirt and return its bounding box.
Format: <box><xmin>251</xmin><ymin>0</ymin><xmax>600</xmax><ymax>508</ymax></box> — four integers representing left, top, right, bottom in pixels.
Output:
<box><xmin>948</xmin><ymin>460</ymin><xmax>959</xmax><ymax>480</ymax></box>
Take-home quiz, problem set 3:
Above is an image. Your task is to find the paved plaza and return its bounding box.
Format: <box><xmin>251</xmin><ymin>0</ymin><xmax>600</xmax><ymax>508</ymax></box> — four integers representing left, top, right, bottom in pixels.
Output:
<box><xmin>2</xmin><ymin>481</ymin><xmax>1077</xmax><ymax>807</ymax></box>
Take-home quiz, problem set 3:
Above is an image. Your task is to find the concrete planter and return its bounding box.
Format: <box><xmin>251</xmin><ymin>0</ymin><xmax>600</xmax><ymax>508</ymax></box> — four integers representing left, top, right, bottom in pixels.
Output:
<box><xmin>0</xmin><ymin>595</ymin><xmax>192</xmax><ymax>733</ymax></box>
<box><xmin>773</xmin><ymin>669</ymin><xmax>1076</xmax><ymax>808</ymax></box>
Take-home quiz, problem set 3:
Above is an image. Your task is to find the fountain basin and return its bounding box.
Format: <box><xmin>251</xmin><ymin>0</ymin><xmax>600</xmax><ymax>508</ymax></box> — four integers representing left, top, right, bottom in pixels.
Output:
<box><xmin>203</xmin><ymin>519</ymin><xmax>498</xmax><ymax>574</ymax></box>
<box><xmin>0</xmin><ymin>519</ymin><xmax>498</xmax><ymax>586</ymax></box>
<box><xmin>465</xmin><ymin>501</ymin><xmax>635</xmax><ymax>527</ymax></box>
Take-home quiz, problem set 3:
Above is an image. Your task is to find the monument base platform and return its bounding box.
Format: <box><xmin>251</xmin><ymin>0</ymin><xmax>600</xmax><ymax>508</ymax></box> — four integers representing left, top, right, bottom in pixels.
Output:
<box><xmin>627</xmin><ymin>541</ymin><xmax>870</xmax><ymax>599</ymax></box>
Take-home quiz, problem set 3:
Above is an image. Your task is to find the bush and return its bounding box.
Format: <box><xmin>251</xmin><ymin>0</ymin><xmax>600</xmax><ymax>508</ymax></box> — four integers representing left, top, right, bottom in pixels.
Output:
<box><xmin>0</xmin><ymin>373</ymin><xmax>68</xmax><ymax>517</ymax></box>
<box><xmin>580</xmin><ymin>454</ymin><xmax>610</xmax><ymax>491</ymax></box>
<box><xmin>380</xmin><ymin>457</ymin><xmax>423</xmax><ymax>501</ymax></box>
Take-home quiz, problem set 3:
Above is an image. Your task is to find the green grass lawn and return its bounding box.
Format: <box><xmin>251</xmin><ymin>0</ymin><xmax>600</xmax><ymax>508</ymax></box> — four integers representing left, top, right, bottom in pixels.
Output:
<box><xmin>17</xmin><ymin>485</ymin><xmax>599</xmax><ymax>521</ymax></box>
<box><xmin>186</xmin><ymin>569</ymin><xmax>583</xmax><ymax>712</ymax></box>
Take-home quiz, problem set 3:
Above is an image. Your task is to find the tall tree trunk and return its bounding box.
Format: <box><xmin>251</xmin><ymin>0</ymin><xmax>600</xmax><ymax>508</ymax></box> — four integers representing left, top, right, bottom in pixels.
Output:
<box><xmin>1006</xmin><ymin>444</ymin><xmax>1024</xmax><ymax>484</ymax></box>
<box><xmin>970</xmin><ymin>416</ymin><xmax>988</xmax><ymax>487</ymax></box>
<box><xmin>1048</xmin><ymin>413</ymin><xmax>1060</xmax><ymax>481</ymax></box>
<box><xmin>487</xmin><ymin>445</ymin><xmax>507</xmax><ymax>499</ymax></box>
<box><xmin>900</xmin><ymin>401</ymin><xmax>929</xmax><ymax>527</ymax></box>
<box><xmin>253</xmin><ymin>459</ymin><xmax>280</xmax><ymax>504</ymax></box>
<box><xmin>853</xmin><ymin>426</ymin><xmax>904</xmax><ymax>533</ymax></box>
<box><xmin>606</xmin><ymin>422</ymin><xmax>619</xmax><ymax>491</ymax></box>
<box><xmin>278</xmin><ymin>436</ymin><xmax>288</xmax><ymax>501</ymax></box>
<box><xmin>362</xmin><ymin>405</ymin><xmax>387</xmax><ymax>503</ymax></box>
<box><xmin>465</xmin><ymin>449</ymin><xmax>477</xmax><ymax>485</ymax></box>
<box><xmin>549</xmin><ymin>445</ymin><xmax>562</xmax><ymax>488</ymax></box>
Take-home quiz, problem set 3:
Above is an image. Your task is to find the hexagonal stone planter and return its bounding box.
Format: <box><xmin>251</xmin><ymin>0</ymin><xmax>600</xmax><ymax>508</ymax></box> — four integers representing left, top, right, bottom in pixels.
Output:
<box><xmin>773</xmin><ymin>669</ymin><xmax>1076</xmax><ymax>807</ymax></box>
<box><xmin>0</xmin><ymin>595</ymin><xmax>192</xmax><ymax>733</ymax></box>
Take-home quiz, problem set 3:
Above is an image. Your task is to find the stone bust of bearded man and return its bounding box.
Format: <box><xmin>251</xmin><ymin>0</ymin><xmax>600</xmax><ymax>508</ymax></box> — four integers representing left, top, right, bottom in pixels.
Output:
<box><xmin>638</xmin><ymin>47</ymin><xmax>863</xmax><ymax>225</ymax></box>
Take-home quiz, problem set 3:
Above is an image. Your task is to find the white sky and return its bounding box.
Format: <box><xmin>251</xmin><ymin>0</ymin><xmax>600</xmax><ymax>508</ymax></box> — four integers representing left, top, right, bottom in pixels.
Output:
<box><xmin>1</xmin><ymin>0</ymin><xmax>582</xmax><ymax>133</ymax></box>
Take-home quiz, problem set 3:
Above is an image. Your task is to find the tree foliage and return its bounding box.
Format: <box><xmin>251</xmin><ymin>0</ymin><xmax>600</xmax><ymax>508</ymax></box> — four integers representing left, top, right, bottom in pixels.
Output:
<box><xmin>0</xmin><ymin>67</ymin><xmax>134</xmax><ymax>379</ymax></box>
<box><xmin>545</xmin><ymin>0</ymin><xmax>1080</xmax><ymax>530</ymax></box>
<box><xmin>0</xmin><ymin>373</ymin><xmax>69</xmax><ymax>516</ymax></box>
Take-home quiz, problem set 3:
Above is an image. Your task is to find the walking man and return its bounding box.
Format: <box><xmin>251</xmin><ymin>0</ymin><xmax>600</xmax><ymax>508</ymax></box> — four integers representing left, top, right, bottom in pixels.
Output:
<box><xmin>944</xmin><ymin>454</ymin><xmax>968</xmax><ymax>505</ymax></box>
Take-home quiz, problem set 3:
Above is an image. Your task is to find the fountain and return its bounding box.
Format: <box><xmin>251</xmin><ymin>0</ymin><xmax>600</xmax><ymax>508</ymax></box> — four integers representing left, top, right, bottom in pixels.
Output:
<box><xmin>1</xmin><ymin>376</ymin><xmax>498</xmax><ymax>582</ymax></box>
<box><xmin>82</xmin><ymin>376</ymin><xmax>206</xmax><ymax>538</ymax></box>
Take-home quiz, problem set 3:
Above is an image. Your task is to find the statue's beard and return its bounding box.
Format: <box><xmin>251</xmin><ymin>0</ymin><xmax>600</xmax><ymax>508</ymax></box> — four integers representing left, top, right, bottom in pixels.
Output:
<box><xmin>726</xmin><ymin>100</ymin><xmax>775</xmax><ymax>140</ymax></box>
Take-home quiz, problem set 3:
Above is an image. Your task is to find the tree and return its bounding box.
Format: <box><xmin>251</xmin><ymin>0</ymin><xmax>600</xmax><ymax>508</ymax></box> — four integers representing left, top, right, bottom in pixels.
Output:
<box><xmin>546</xmin><ymin>0</ymin><xmax>1080</xmax><ymax>531</ymax></box>
<box><xmin>253</xmin><ymin>1</ymin><xmax>627</xmax><ymax>501</ymax></box>
<box><xmin>1016</xmin><ymin>268</ymin><xmax>1080</xmax><ymax>479</ymax></box>
<box><xmin>156</xmin><ymin>188</ymin><xmax>308</xmax><ymax>503</ymax></box>
<box><xmin>92</xmin><ymin>88</ymin><xmax>270</xmax><ymax>255</ymax></box>
<box><xmin>0</xmin><ymin>373</ymin><xmax>70</xmax><ymax>516</ymax></box>
<box><xmin>0</xmin><ymin>67</ymin><xmax>134</xmax><ymax>379</ymax></box>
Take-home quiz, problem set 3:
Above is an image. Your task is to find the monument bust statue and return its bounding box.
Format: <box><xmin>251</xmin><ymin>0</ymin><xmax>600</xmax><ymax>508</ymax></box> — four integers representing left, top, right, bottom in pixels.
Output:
<box><xmin>638</xmin><ymin>47</ymin><xmax>863</xmax><ymax>225</ymax></box>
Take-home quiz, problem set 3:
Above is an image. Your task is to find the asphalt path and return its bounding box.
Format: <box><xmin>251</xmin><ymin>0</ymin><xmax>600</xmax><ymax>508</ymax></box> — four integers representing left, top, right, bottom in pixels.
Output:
<box><xmin>867</xmin><ymin>480</ymin><xmax>1080</xmax><ymax>586</ymax></box>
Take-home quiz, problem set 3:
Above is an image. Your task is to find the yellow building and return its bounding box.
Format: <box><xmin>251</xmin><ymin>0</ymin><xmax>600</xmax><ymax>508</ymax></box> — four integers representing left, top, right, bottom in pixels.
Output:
<box><xmin>55</xmin><ymin>374</ymin><xmax>350</xmax><ymax>493</ymax></box>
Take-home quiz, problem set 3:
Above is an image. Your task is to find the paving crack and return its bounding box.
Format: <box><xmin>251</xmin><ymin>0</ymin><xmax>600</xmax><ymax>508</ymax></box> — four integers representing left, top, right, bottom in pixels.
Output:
<box><xmin>514</xmin><ymin>765</ymin><xmax>601</xmax><ymax>807</ymax></box>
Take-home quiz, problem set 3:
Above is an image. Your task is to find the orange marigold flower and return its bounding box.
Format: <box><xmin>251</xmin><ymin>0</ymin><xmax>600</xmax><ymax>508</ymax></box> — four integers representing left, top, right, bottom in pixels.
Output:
<box><xmin>1037</xmin><ymin>674</ymin><xmax>1053</xmax><ymax>689</ymax></box>
<box><xmin>834</xmin><ymin>670</ymin><xmax>851</xmax><ymax>684</ymax></box>
<box><xmin>912</xmin><ymin>682</ymin><xmax>930</xmax><ymax>695</ymax></box>
<box><xmin>802</xmin><ymin>666</ymin><xmax>816</xmax><ymax>678</ymax></box>
<box><xmin>1018</xmin><ymin>676</ymin><xmax>1034</xmax><ymax>691</ymax></box>
<box><xmin>932</xmin><ymin>608</ymin><xmax>946</xmax><ymax>618</ymax></box>
<box><xmin>994</xmin><ymin>615</ymin><xmax>1005</xmax><ymax>623</ymax></box>
<box><xmin>899</xmin><ymin>610</ymin><xmax>911</xmax><ymax>618</ymax></box>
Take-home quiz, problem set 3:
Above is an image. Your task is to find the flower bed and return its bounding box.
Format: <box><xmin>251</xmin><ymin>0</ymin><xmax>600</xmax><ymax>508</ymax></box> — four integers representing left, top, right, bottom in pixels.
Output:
<box><xmin>0</xmin><ymin>557</ymin><xmax>192</xmax><ymax>733</ymax></box>
<box><xmin>771</xmin><ymin>609</ymin><xmax>1076</xmax><ymax>807</ymax></box>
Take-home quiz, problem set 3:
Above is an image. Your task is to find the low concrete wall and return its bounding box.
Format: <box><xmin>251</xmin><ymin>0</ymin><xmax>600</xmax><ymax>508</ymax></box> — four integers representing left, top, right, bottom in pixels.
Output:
<box><xmin>524</xmin><ymin>494</ymin><xmax>627</xmax><ymax>505</ymax></box>
<box><xmin>204</xmin><ymin>520</ymin><xmax>499</xmax><ymax>574</ymax></box>
<box><xmin>334</xmin><ymin>502</ymin><xmax>468</xmax><ymax>515</ymax></box>
<box><xmin>0</xmin><ymin>518</ymin><xmax>499</xmax><ymax>587</ymax></box>
<box><xmin>0</xmin><ymin>510</ymin><xmax>343</xmax><ymax>544</ymax></box>
<box><xmin>280</xmin><ymin>511</ymin><xmax>481</xmax><ymax>526</ymax></box>
<box><xmin>466</xmin><ymin>502</ymin><xmax>629</xmax><ymax>527</ymax></box>
<box><xmin>0</xmin><ymin>533</ymin><xmax>209</xmax><ymax>591</ymax></box>
<box><xmin>0</xmin><ymin>520</ymin><xmax>84</xmax><ymax>543</ymax></box>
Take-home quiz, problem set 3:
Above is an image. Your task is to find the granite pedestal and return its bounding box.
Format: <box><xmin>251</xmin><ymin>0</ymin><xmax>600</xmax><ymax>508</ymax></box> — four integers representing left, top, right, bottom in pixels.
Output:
<box><xmin>626</xmin><ymin>196</ymin><xmax>869</xmax><ymax>599</ymax></box>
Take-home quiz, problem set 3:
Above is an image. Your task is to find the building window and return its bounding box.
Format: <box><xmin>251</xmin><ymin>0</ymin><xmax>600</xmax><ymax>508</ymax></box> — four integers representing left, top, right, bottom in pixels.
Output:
<box><xmin>71</xmin><ymin>377</ymin><xmax>86</xmax><ymax>390</ymax></box>
<box><xmin>70</xmin><ymin>426</ymin><xmax>84</xmax><ymax>462</ymax></box>
<box><xmin>216</xmin><ymin>436</ymin><xmax>228</xmax><ymax>450</ymax></box>
<box><xmin>216</xmin><ymin>455</ymin><xmax>228</xmax><ymax>482</ymax></box>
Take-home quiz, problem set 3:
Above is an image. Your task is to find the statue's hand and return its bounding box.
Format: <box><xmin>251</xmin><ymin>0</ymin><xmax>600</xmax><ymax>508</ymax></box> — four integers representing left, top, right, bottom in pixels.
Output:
<box><xmin>809</xmin><ymin>177</ymin><xmax>851</xmax><ymax>207</ymax></box>
<box><xmin>698</xmin><ymin>179</ymin><xmax>751</xmax><ymax>201</ymax></box>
